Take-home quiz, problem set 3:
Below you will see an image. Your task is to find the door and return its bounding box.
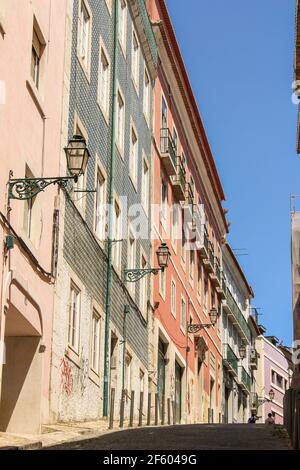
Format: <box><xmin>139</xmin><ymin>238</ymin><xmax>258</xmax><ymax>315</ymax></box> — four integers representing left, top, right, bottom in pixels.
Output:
<box><xmin>157</xmin><ymin>340</ymin><xmax>165</xmax><ymax>418</ymax></box>
<box><xmin>224</xmin><ymin>387</ymin><xmax>229</xmax><ymax>424</ymax></box>
<box><xmin>209</xmin><ymin>377</ymin><xmax>215</xmax><ymax>423</ymax></box>
<box><xmin>175</xmin><ymin>361</ymin><xmax>182</xmax><ymax>423</ymax></box>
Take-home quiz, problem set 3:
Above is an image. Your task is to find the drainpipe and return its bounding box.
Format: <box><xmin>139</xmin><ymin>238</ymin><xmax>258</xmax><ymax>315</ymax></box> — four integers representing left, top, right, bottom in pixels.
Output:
<box><xmin>103</xmin><ymin>0</ymin><xmax>119</xmax><ymax>418</ymax></box>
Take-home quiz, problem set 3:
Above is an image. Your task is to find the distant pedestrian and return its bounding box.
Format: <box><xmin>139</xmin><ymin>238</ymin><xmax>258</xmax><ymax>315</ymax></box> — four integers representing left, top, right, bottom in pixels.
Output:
<box><xmin>265</xmin><ymin>413</ymin><xmax>275</xmax><ymax>425</ymax></box>
<box><xmin>248</xmin><ymin>413</ymin><xmax>258</xmax><ymax>423</ymax></box>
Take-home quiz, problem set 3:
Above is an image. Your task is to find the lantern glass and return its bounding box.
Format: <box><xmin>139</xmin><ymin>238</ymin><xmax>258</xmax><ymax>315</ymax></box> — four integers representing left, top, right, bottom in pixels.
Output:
<box><xmin>209</xmin><ymin>307</ymin><xmax>218</xmax><ymax>326</ymax></box>
<box><xmin>269</xmin><ymin>389</ymin><xmax>275</xmax><ymax>401</ymax></box>
<box><xmin>239</xmin><ymin>343</ymin><xmax>247</xmax><ymax>360</ymax></box>
<box><xmin>65</xmin><ymin>135</ymin><xmax>89</xmax><ymax>176</ymax></box>
<box><xmin>156</xmin><ymin>243</ymin><xmax>170</xmax><ymax>269</ymax></box>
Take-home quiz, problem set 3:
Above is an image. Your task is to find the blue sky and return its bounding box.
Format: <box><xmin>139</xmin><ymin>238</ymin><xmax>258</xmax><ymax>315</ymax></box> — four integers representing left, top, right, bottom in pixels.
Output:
<box><xmin>165</xmin><ymin>0</ymin><xmax>298</xmax><ymax>345</ymax></box>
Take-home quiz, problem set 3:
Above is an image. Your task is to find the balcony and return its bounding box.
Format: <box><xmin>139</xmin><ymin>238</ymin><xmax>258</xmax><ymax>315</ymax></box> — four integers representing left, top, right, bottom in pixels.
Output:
<box><xmin>216</xmin><ymin>273</ymin><xmax>227</xmax><ymax>300</ymax></box>
<box><xmin>223</xmin><ymin>343</ymin><xmax>238</xmax><ymax>377</ymax></box>
<box><xmin>249</xmin><ymin>349</ymin><xmax>258</xmax><ymax>370</ymax></box>
<box><xmin>203</xmin><ymin>241</ymin><xmax>214</xmax><ymax>273</ymax></box>
<box><xmin>250</xmin><ymin>392</ymin><xmax>259</xmax><ymax>412</ymax></box>
<box><xmin>210</xmin><ymin>257</ymin><xmax>221</xmax><ymax>288</ymax></box>
<box><xmin>223</xmin><ymin>289</ymin><xmax>251</xmax><ymax>343</ymax></box>
<box><xmin>240</xmin><ymin>367</ymin><xmax>251</xmax><ymax>394</ymax></box>
<box><xmin>160</xmin><ymin>128</ymin><xmax>177</xmax><ymax>176</ymax></box>
<box><xmin>185</xmin><ymin>183</ymin><xmax>195</xmax><ymax>233</ymax></box>
<box><xmin>171</xmin><ymin>157</ymin><xmax>186</xmax><ymax>201</ymax></box>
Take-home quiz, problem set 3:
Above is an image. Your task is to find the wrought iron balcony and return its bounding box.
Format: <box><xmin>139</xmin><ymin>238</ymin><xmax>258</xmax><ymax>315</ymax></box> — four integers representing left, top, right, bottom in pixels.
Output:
<box><xmin>223</xmin><ymin>289</ymin><xmax>251</xmax><ymax>343</ymax></box>
<box><xmin>250</xmin><ymin>392</ymin><xmax>259</xmax><ymax>411</ymax></box>
<box><xmin>249</xmin><ymin>349</ymin><xmax>258</xmax><ymax>370</ymax></box>
<box><xmin>160</xmin><ymin>128</ymin><xmax>177</xmax><ymax>176</ymax></box>
<box><xmin>223</xmin><ymin>343</ymin><xmax>238</xmax><ymax>376</ymax></box>
<box><xmin>203</xmin><ymin>241</ymin><xmax>214</xmax><ymax>273</ymax></box>
<box><xmin>241</xmin><ymin>366</ymin><xmax>251</xmax><ymax>393</ymax></box>
<box><xmin>171</xmin><ymin>157</ymin><xmax>186</xmax><ymax>201</ymax></box>
<box><xmin>217</xmin><ymin>272</ymin><xmax>227</xmax><ymax>300</ymax></box>
<box><xmin>210</xmin><ymin>257</ymin><xmax>221</xmax><ymax>288</ymax></box>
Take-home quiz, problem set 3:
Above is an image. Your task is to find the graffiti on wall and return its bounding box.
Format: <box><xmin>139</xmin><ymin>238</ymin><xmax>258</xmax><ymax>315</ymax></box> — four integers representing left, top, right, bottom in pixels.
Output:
<box><xmin>60</xmin><ymin>357</ymin><xmax>73</xmax><ymax>396</ymax></box>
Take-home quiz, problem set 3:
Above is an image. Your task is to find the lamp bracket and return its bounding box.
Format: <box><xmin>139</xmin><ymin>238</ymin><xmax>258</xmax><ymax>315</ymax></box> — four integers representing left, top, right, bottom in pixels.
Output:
<box><xmin>8</xmin><ymin>176</ymin><xmax>76</xmax><ymax>200</ymax></box>
<box><xmin>187</xmin><ymin>323</ymin><xmax>212</xmax><ymax>334</ymax></box>
<box><xmin>124</xmin><ymin>267</ymin><xmax>160</xmax><ymax>283</ymax></box>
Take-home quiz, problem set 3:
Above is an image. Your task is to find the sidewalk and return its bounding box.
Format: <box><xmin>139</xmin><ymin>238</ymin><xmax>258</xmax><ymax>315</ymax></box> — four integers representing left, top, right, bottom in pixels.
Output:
<box><xmin>0</xmin><ymin>420</ymin><xmax>113</xmax><ymax>450</ymax></box>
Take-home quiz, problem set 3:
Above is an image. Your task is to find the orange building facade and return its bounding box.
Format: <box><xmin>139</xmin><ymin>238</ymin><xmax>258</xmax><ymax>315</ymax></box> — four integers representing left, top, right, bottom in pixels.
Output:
<box><xmin>147</xmin><ymin>0</ymin><xmax>228</xmax><ymax>424</ymax></box>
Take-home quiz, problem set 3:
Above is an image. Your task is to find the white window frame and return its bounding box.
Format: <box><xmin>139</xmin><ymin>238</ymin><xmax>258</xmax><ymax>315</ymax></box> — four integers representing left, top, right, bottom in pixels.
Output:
<box><xmin>118</xmin><ymin>0</ymin><xmax>127</xmax><ymax>55</ymax></box>
<box><xmin>140</xmin><ymin>251</ymin><xmax>148</xmax><ymax>317</ymax></box>
<box><xmin>73</xmin><ymin>116</ymin><xmax>88</xmax><ymax>215</ymax></box>
<box><xmin>180</xmin><ymin>296</ymin><xmax>186</xmax><ymax>333</ymax></box>
<box><xmin>98</xmin><ymin>39</ymin><xmax>110</xmax><ymax>121</ymax></box>
<box><xmin>143</xmin><ymin>66</ymin><xmax>151</xmax><ymax>124</ymax></box>
<box><xmin>141</xmin><ymin>153</ymin><xmax>149</xmax><ymax>216</ymax></box>
<box><xmin>159</xmin><ymin>266</ymin><xmax>166</xmax><ymax>300</ymax></box>
<box><xmin>129</xmin><ymin>122</ymin><xmax>138</xmax><ymax>188</ymax></box>
<box><xmin>78</xmin><ymin>0</ymin><xmax>91</xmax><ymax>77</ymax></box>
<box><xmin>197</xmin><ymin>256</ymin><xmax>202</xmax><ymax>301</ymax></box>
<box><xmin>94</xmin><ymin>163</ymin><xmax>107</xmax><ymax>242</ymax></box>
<box><xmin>171</xmin><ymin>278</ymin><xmax>176</xmax><ymax>318</ymax></box>
<box><xmin>112</xmin><ymin>198</ymin><xmax>122</xmax><ymax>272</ymax></box>
<box><xmin>131</xmin><ymin>29</ymin><xmax>140</xmax><ymax>91</ymax></box>
<box><xmin>116</xmin><ymin>86</ymin><xmax>125</xmax><ymax>156</ymax></box>
<box><xmin>127</xmin><ymin>226</ymin><xmax>136</xmax><ymax>296</ymax></box>
<box><xmin>68</xmin><ymin>281</ymin><xmax>81</xmax><ymax>353</ymax></box>
<box><xmin>90</xmin><ymin>309</ymin><xmax>101</xmax><ymax>374</ymax></box>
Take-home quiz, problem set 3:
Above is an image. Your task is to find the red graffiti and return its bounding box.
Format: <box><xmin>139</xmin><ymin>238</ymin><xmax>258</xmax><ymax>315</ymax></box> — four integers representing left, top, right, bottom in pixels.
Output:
<box><xmin>60</xmin><ymin>357</ymin><xmax>73</xmax><ymax>396</ymax></box>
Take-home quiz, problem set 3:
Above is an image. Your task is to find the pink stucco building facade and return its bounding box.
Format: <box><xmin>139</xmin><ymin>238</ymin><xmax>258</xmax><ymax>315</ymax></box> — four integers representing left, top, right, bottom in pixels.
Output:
<box><xmin>0</xmin><ymin>0</ymin><xmax>68</xmax><ymax>433</ymax></box>
<box><xmin>256</xmin><ymin>335</ymin><xmax>292</xmax><ymax>425</ymax></box>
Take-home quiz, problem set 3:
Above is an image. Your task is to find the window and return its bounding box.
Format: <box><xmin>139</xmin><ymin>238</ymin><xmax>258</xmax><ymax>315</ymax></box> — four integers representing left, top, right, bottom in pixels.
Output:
<box><xmin>91</xmin><ymin>310</ymin><xmax>101</xmax><ymax>373</ymax></box>
<box><xmin>180</xmin><ymin>298</ymin><xmax>186</xmax><ymax>330</ymax></box>
<box><xmin>204</xmin><ymin>276</ymin><xmax>208</xmax><ymax>310</ymax></box>
<box><xmin>98</xmin><ymin>46</ymin><xmax>110</xmax><ymax>116</ymax></box>
<box><xmin>181</xmin><ymin>214</ymin><xmax>186</xmax><ymax>263</ymax></box>
<box><xmin>79</xmin><ymin>0</ymin><xmax>90</xmax><ymax>69</ymax></box>
<box><xmin>129</xmin><ymin>126</ymin><xmax>138</xmax><ymax>185</ymax></box>
<box><xmin>211</xmin><ymin>290</ymin><xmax>215</xmax><ymax>309</ymax></box>
<box><xmin>141</xmin><ymin>157</ymin><xmax>149</xmax><ymax>214</ymax></box>
<box><xmin>31</xmin><ymin>29</ymin><xmax>42</xmax><ymax>88</ymax></box>
<box><xmin>171</xmin><ymin>205</ymin><xmax>178</xmax><ymax>249</ymax></box>
<box><xmin>160</xmin><ymin>179</ymin><xmax>168</xmax><ymax>227</ymax></box>
<box><xmin>159</xmin><ymin>268</ymin><xmax>166</xmax><ymax>299</ymax></box>
<box><xmin>143</xmin><ymin>68</ymin><xmax>150</xmax><ymax>122</ymax></box>
<box><xmin>127</xmin><ymin>230</ymin><xmax>136</xmax><ymax>269</ymax></box>
<box><xmin>140</xmin><ymin>369</ymin><xmax>145</xmax><ymax>394</ymax></box>
<box><xmin>125</xmin><ymin>352</ymin><xmax>132</xmax><ymax>393</ymax></box>
<box><xmin>173</xmin><ymin>127</ymin><xmax>178</xmax><ymax>154</ymax></box>
<box><xmin>197</xmin><ymin>257</ymin><xmax>202</xmax><ymax>299</ymax></box>
<box><xmin>161</xmin><ymin>95</ymin><xmax>167</xmax><ymax>128</ymax></box>
<box><xmin>95</xmin><ymin>168</ymin><xmax>106</xmax><ymax>240</ymax></box>
<box><xmin>190</xmin><ymin>249</ymin><xmax>194</xmax><ymax>281</ymax></box>
<box><xmin>171</xmin><ymin>280</ymin><xmax>176</xmax><ymax>316</ymax></box>
<box><xmin>140</xmin><ymin>254</ymin><xmax>147</xmax><ymax>314</ymax></box>
<box><xmin>116</xmin><ymin>90</ymin><xmax>125</xmax><ymax>152</ymax></box>
<box><xmin>118</xmin><ymin>0</ymin><xmax>127</xmax><ymax>51</ymax></box>
<box><xmin>112</xmin><ymin>200</ymin><xmax>122</xmax><ymax>270</ymax></box>
<box><xmin>68</xmin><ymin>282</ymin><xmax>81</xmax><ymax>352</ymax></box>
<box><xmin>131</xmin><ymin>30</ymin><xmax>139</xmax><ymax>88</ymax></box>
<box><xmin>23</xmin><ymin>166</ymin><xmax>36</xmax><ymax>239</ymax></box>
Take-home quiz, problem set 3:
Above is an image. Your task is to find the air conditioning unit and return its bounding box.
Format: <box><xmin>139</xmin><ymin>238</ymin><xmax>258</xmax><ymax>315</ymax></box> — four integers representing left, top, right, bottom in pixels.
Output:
<box><xmin>110</xmin><ymin>356</ymin><xmax>117</xmax><ymax>370</ymax></box>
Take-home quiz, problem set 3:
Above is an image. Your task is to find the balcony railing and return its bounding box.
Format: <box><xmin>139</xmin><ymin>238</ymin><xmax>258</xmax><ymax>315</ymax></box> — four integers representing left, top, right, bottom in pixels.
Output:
<box><xmin>136</xmin><ymin>0</ymin><xmax>157</xmax><ymax>67</ymax></box>
<box><xmin>250</xmin><ymin>392</ymin><xmax>259</xmax><ymax>410</ymax></box>
<box><xmin>215</xmin><ymin>258</ymin><xmax>221</xmax><ymax>283</ymax></box>
<box><xmin>209</xmin><ymin>242</ymin><xmax>214</xmax><ymax>267</ymax></box>
<box><xmin>221</xmin><ymin>274</ymin><xmax>227</xmax><ymax>293</ymax></box>
<box><xmin>225</xmin><ymin>289</ymin><xmax>251</xmax><ymax>343</ymax></box>
<box><xmin>160</xmin><ymin>128</ymin><xmax>177</xmax><ymax>170</ymax></box>
<box><xmin>241</xmin><ymin>367</ymin><xmax>251</xmax><ymax>392</ymax></box>
<box><xmin>223</xmin><ymin>343</ymin><xmax>238</xmax><ymax>376</ymax></box>
<box><xmin>204</xmin><ymin>227</ymin><xmax>209</xmax><ymax>252</ymax></box>
<box><xmin>186</xmin><ymin>182</ymin><xmax>194</xmax><ymax>208</ymax></box>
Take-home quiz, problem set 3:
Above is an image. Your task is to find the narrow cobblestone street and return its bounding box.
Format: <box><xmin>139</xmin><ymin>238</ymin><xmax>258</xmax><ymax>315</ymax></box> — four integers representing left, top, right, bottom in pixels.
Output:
<box><xmin>47</xmin><ymin>424</ymin><xmax>291</xmax><ymax>451</ymax></box>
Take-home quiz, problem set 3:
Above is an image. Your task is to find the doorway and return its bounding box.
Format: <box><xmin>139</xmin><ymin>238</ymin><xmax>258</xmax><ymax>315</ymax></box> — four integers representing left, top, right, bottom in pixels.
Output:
<box><xmin>175</xmin><ymin>361</ymin><xmax>182</xmax><ymax>423</ymax></box>
<box><xmin>157</xmin><ymin>339</ymin><xmax>166</xmax><ymax>418</ymax></box>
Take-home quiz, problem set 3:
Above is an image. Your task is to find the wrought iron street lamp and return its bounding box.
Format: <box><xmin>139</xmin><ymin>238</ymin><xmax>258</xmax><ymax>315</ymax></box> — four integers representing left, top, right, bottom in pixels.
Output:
<box><xmin>124</xmin><ymin>242</ymin><xmax>171</xmax><ymax>282</ymax></box>
<box><xmin>8</xmin><ymin>135</ymin><xmax>90</xmax><ymax>200</ymax></box>
<box><xmin>257</xmin><ymin>388</ymin><xmax>275</xmax><ymax>406</ymax></box>
<box><xmin>187</xmin><ymin>306</ymin><xmax>218</xmax><ymax>334</ymax></box>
